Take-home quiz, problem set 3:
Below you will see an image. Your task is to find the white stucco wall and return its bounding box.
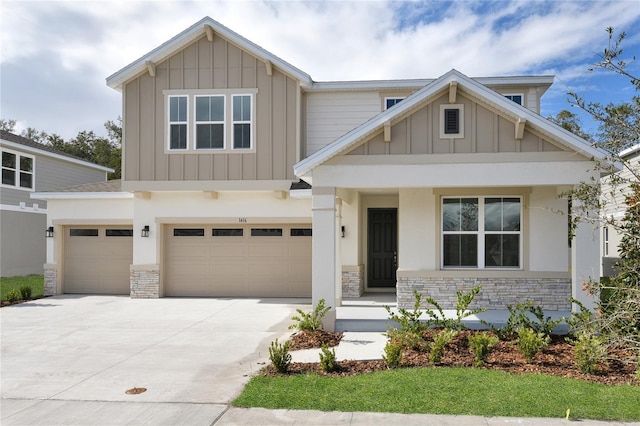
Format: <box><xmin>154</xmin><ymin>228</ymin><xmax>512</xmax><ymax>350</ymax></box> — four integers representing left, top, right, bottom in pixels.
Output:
<box><xmin>398</xmin><ymin>188</ymin><xmax>436</xmax><ymax>270</ymax></box>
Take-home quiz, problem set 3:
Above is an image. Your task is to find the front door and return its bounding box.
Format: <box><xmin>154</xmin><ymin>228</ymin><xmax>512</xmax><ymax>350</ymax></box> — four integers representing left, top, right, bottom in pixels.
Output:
<box><xmin>367</xmin><ymin>208</ymin><xmax>398</xmax><ymax>288</ymax></box>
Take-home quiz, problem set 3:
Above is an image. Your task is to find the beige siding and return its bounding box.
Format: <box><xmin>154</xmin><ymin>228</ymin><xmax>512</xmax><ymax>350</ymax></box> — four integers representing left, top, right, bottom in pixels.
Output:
<box><xmin>349</xmin><ymin>93</ymin><xmax>568</xmax><ymax>156</ymax></box>
<box><xmin>123</xmin><ymin>34</ymin><xmax>299</xmax><ymax>183</ymax></box>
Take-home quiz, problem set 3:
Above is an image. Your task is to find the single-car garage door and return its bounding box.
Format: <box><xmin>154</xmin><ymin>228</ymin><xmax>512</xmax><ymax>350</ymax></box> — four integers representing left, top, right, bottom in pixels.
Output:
<box><xmin>64</xmin><ymin>226</ymin><xmax>133</xmax><ymax>294</ymax></box>
<box><xmin>165</xmin><ymin>224</ymin><xmax>311</xmax><ymax>297</ymax></box>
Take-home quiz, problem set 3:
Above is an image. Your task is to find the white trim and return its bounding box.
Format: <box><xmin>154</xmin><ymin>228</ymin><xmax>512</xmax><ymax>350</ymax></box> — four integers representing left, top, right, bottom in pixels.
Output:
<box><xmin>0</xmin><ymin>139</ymin><xmax>113</xmax><ymax>173</ymax></box>
<box><xmin>620</xmin><ymin>143</ymin><xmax>640</xmax><ymax>158</ymax></box>
<box><xmin>1</xmin><ymin>147</ymin><xmax>35</xmax><ymax>191</ymax></box>
<box><xmin>289</xmin><ymin>189</ymin><xmax>312</xmax><ymax>199</ymax></box>
<box><xmin>30</xmin><ymin>192</ymin><xmax>133</xmax><ymax>200</ymax></box>
<box><xmin>0</xmin><ymin>203</ymin><xmax>47</xmax><ymax>214</ymax></box>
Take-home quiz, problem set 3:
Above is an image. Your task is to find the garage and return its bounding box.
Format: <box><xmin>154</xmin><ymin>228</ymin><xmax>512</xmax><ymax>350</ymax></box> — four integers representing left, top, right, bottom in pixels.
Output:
<box><xmin>63</xmin><ymin>225</ymin><xmax>133</xmax><ymax>294</ymax></box>
<box><xmin>164</xmin><ymin>224</ymin><xmax>312</xmax><ymax>297</ymax></box>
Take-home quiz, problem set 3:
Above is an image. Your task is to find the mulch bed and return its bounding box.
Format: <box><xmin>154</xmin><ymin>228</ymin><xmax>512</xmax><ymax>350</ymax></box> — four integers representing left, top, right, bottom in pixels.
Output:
<box><xmin>0</xmin><ymin>296</ymin><xmax>48</xmax><ymax>308</ymax></box>
<box><xmin>265</xmin><ymin>329</ymin><xmax>639</xmax><ymax>386</ymax></box>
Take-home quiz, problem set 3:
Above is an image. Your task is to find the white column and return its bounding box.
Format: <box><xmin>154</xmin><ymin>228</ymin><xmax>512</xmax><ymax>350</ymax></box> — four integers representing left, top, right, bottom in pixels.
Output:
<box><xmin>571</xmin><ymin>209</ymin><xmax>600</xmax><ymax>311</ymax></box>
<box><xmin>312</xmin><ymin>187</ymin><xmax>339</xmax><ymax>331</ymax></box>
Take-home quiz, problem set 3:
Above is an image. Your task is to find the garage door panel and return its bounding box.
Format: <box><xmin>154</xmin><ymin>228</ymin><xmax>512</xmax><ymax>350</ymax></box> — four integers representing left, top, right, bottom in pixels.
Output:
<box><xmin>247</xmin><ymin>244</ymin><xmax>285</xmax><ymax>257</ymax></box>
<box><xmin>287</xmin><ymin>244</ymin><xmax>312</xmax><ymax>257</ymax></box>
<box><xmin>210</xmin><ymin>245</ymin><xmax>247</xmax><ymax>257</ymax></box>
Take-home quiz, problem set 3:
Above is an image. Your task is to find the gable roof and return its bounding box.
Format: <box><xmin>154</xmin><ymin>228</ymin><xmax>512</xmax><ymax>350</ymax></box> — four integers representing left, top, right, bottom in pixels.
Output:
<box><xmin>294</xmin><ymin>69</ymin><xmax>608</xmax><ymax>177</ymax></box>
<box><xmin>106</xmin><ymin>16</ymin><xmax>313</xmax><ymax>91</ymax></box>
<box><xmin>0</xmin><ymin>130</ymin><xmax>113</xmax><ymax>173</ymax></box>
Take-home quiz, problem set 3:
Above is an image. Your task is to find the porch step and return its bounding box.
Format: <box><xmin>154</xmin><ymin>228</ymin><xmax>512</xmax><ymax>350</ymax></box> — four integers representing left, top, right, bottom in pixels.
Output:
<box><xmin>335</xmin><ymin>306</ymin><xmax>571</xmax><ymax>333</ymax></box>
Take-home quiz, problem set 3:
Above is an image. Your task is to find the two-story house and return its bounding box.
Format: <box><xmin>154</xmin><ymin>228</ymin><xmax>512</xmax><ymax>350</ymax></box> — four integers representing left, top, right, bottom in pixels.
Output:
<box><xmin>1</xmin><ymin>131</ymin><xmax>112</xmax><ymax>277</ymax></box>
<box><xmin>34</xmin><ymin>17</ymin><xmax>605</xmax><ymax>330</ymax></box>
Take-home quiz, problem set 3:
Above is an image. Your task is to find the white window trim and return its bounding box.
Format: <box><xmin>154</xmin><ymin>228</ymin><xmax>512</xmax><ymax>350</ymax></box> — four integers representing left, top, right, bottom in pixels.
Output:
<box><xmin>1</xmin><ymin>148</ymin><xmax>35</xmax><ymax>192</ymax></box>
<box><xmin>231</xmin><ymin>94</ymin><xmax>254</xmax><ymax>151</ymax></box>
<box><xmin>384</xmin><ymin>97</ymin><xmax>405</xmax><ymax>110</ymax></box>
<box><xmin>194</xmin><ymin>95</ymin><xmax>226</xmax><ymax>151</ymax></box>
<box><xmin>439</xmin><ymin>104</ymin><xmax>464</xmax><ymax>139</ymax></box>
<box><xmin>441</xmin><ymin>196</ymin><xmax>522</xmax><ymax>270</ymax></box>
<box><xmin>167</xmin><ymin>95</ymin><xmax>189</xmax><ymax>151</ymax></box>
<box><xmin>503</xmin><ymin>93</ymin><xmax>524</xmax><ymax>106</ymax></box>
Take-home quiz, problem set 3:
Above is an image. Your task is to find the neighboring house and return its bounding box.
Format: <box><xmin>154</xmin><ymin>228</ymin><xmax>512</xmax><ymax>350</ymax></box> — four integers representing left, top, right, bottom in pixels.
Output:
<box><xmin>601</xmin><ymin>143</ymin><xmax>640</xmax><ymax>277</ymax></box>
<box><xmin>1</xmin><ymin>131</ymin><xmax>112</xmax><ymax>277</ymax></box>
<box><xmin>33</xmin><ymin>17</ymin><xmax>606</xmax><ymax>330</ymax></box>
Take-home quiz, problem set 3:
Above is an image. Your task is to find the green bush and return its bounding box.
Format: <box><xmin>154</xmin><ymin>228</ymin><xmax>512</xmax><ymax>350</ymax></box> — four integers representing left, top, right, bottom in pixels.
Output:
<box><xmin>319</xmin><ymin>344</ymin><xmax>339</xmax><ymax>372</ymax></box>
<box><xmin>385</xmin><ymin>290</ymin><xmax>427</xmax><ymax>335</ymax></box>
<box><xmin>468</xmin><ymin>332</ymin><xmax>499</xmax><ymax>367</ymax></box>
<box><xmin>424</xmin><ymin>285</ymin><xmax>486</xmax><ymax>330</ymax></box>
<box><xmin>430</xmin><ymin>329</ymin><xmax>457</xmax><ymax>364</ymax></box>
<box><xmin>5</xmin><ymin>288</ymin><xmax>21</xmax><ymax>303</ymax></box>
<box><xmin>269</xmin><ymin>339</ymin><xmax>291</xmax><ymax>374</ymax></box>
<box><xmin>386</xmin><ymin>328</ymin><xmax>429</xmax><ymax>352</ymax></box>
<box><xmin>383</xmin><ymin>339</ymin><xmax>403</xmax><ymax>369</ymax></box>
<box><xmin>19</xmin><ymin>285</ymin><xmax>32</xmax><ymax>300</ymax></box>
<box><xmin>517</xmin><ymin>327</ymin><xmax>550</xmax><ymax>362</ymax></box>
<box><xmin>573</xmin><ymin>332</ymin><xmax>606</xmax><ymax>374</ymax></box>
<box><xmin>289</xmin><ymin>299</ymin><xmax>331</xmax><ymax>332</ymax></box>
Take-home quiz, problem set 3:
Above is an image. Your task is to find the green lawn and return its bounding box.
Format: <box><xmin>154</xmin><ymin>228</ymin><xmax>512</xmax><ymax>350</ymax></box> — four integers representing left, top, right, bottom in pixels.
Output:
<box><xmin>234</xmin><ymin>367</ymin><xmax>640</xmax><ymax>421</ymax></box>
<box><xmin>0</xmin><ymin>275</ymin><xmax>44</xmax><ymax>301</ymax></box>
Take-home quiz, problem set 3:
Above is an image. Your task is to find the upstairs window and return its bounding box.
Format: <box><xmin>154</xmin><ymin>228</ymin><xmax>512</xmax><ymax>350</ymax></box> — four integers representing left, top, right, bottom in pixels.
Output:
<box><xmin>233</xmin><ymin>94</ymin><xmax>252</xmax><ymax>149</ymax></box>
<box><xmin>168</xmin><ymin>95</ymin><xmax>188</xmax><ymax>150</ymax></box>
<box><xmin>195</xmin><ymin>95</ymin><xmax>225</xmax><ymax>149</ymax></box>
<box><xmin>439</xmin><ymin>104</ymin><xmax>464</xmax><ymax>139</ymax></box>
<box><xmin>1</xmin><ymin>149</ymin><xmax>34</xmax><ymax>191</ymax></box>
<box><xmin>385</xmin><ymin>97</ymin><xmax>404</xmax><ymax>110</ymax></box>
<box><xmin>504</xmin><ymin>94</ymin><xmax>523</xmax><ymax>105</ymax></box>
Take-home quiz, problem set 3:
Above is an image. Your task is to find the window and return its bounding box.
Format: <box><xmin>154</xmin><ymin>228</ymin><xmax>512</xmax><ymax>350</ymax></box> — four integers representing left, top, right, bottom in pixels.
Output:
<box><xmin>291</xmin><ymin>228</ymin><xmax>312</xmax><ymax>236</ymax></box>
<box><xmin>251</xmin><ymin>228</ymin><xmax>283</xmax><ymax>237</ymax></box>
<box><xmin>106</xmin><ymin>229</ymin><xmax>134</xmax><ymax>237</ymax></box>
<box><xmin>504</xmin><ymin>94</ymin><xmax>523</xmax><ymax>105</ymax></box>
<box><xmin>213</xmin><ymin>228</ymin><xmax>243</xmax><ymax>237</ymax></box>
<box><xmin>168</xmin><ymin>95</ymin><xmax>188</xmax><ymax>150</ymax></box>
<box><xmin>70</xmin><ymin>229</ymin><xmax>99</xmax><ymax>237</ymax></box>
<box><xmin>385</xmin><ymin>97</ymin><xmax>404</xmax><ymax>110</ymax></box>
<box><xmin>195</xmin><ymin>95</ymin><xmax>225</xmax><ymax>149</ymax></box>
<box><xmin>173</xmin><ymin>228</ymin><xmax>205</xmax><ymax>237</ymax></box>
<box><xmin>439</xmin><ymin>104</ymin><xmax>464</xmax><ymax>139</ymax></box>
<box><xmin>2</xmin><ymin>150</ymin><xmax>34</xmax><ymax>190</ymax></box>
<box><xmin>232</xmin><ymin>95</ymin><xmax>252</xmax><ymax>149</ymax></box>
<box><xmin>442</xmin><ymin>197</ymin><xmax>521</xmax><ymax>268</ymax></box>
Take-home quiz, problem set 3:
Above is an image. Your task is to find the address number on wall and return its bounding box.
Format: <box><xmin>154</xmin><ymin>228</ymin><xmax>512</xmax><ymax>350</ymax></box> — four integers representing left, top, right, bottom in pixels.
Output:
<box><xmin>238</xmin><ymin>218</ymin><xmax>247</xmax><ymax>223</ymax></box>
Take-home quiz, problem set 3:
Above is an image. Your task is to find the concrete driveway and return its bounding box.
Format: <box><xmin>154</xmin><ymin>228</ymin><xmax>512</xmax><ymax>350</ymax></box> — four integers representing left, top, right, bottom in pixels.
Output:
<box><xmin>1</xmin><ymin>295</ymin><xmax>307</xmax><ymax>425</ymax></box>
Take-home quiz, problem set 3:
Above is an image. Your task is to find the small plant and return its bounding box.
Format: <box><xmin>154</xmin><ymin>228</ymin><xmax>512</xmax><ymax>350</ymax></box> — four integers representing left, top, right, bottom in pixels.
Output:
<box><xmin>517</xmin><ymin>327</ymin><xmax>550</xmax><ymax>362</ymax></box>
<box><xmin>383</xmin><ymin>339</ymin><xmax>403</xmax><ymax>368</ymax></box>
<box><xmin>268</xmin><ymin>339</ymin><xmax>291</xmax><ymax>374</ymax></box>
<box><xmin>573</xmin><ymin>331</ymin><xmax>606</xmax><ymax>374</ymax></box>
<box><xmin>386</xmin><ymin>328</ymin><xmax>429</xmax><ymax>352</ymax></box>
<box><xmin>19</xmin><ymin>285</ymin><xmax>32</xmax><ymax>300</ymax></box>
<box><xmin>565</xmin><ymin>297</ymin><xmax>595</xmax><ymax>334</ymax></box>
<box><xmin>424</xmin><ymin>285</ymin><xmax>486</xmax><ymax>330</ymax></box>
<box><xmin>319</xmin><ymin>344</ymin><xmax>339</xmax><ymax>372</ymax></box>
<box><xmin>5</xmin><ymin>288</ymin><xmax>21</xmax><ymax>303</ymax></box>
<box><xmin>289</xmin><ymin>299</ymin><xmax>331</xmax><ymax>332</ymax></box>
<box><xmin>468</xmin><ymin>332</ymin><xmax>499</xmax><ymax>367</ymax></box>
<box><xmin>430</xmin><ymin>329</ymin><xmax>457</xmax><ymax>364</ymax></box>
<box><xmin>527</xmin><ymin>304</ymin><xmax>564</xmax><ymax>338</ymax></box>
<box><xmin>385</xmin><ymin>290</ymin><xmax>426</xmax><ymax>334</ymax></box>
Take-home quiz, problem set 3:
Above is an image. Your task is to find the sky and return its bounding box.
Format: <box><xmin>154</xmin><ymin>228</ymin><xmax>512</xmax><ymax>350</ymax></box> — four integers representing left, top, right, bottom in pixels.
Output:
<box><xmin>1</xmin><ymin>0</ymin><xmax>639</xmax><ymax>141</ymax></box>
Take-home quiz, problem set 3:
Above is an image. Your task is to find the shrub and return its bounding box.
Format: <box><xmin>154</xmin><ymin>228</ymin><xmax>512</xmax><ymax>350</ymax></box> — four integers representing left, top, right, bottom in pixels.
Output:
<box><xmin>319</xmin><ymin>344</ymin><xmax>339</xmax><ymax>372</ymax></box>
<box><xmin>517</xmin><ymin>327</ymin><xmax>550</xmax><ymax>362</ymax></box>
<box><xmin>385</xmin><ymin>290</ymin><xmax>427</xmax><ymax>334</ymax></box>
<box><xmin>424</xmin><ymin>285</ymin><xmax>486</xmax><ymax>330</ymax></box>
<box><xmin>430</xmin><ymin>329</ymin><xmax>457</xmax><ymax>364</ymax></box>
<box><xmin>386</xmin><ymin>328</ymin><xmax>429</xmax><ymax>352</ymax></box>
<box><xmin>268</xmin><ymin>339</ymin><xmax>291</xmax><ymax>374</ymax></box>
<box><xmin>5</xmin><ymin>288</ymin><xmax>21</xmax><ymax>303</ymax></box>
<box><xmin>468</xmin><ymin>332</ymin><xmax>499</xmax><ymax>367</ymax></box>
<box><xmin>565</xmin><ymin>297</ymin><xmax>595</xmax><ymax>334</ymax></box>
<box><xmin>383</xmin><ymin>339</ymin><xmax>403</xmax><ymax>369</ymax></box>
<box><xmin>573</xmin><ymin>332</ymin><xmax>606</xmax><ymax>374</ymax></box>
<box><xmin>19</xmin><ymin>285</ymin><xmax>32</xmax><ymax>300</ymax></box>
<box><xmin>289</xmin><ymin>299</ymin><xmax>331</xmax><ymax>332</ymax></box>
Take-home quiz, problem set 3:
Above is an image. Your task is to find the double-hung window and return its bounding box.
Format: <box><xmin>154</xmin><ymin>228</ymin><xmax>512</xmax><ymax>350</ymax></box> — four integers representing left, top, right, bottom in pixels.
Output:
<box><xmin>232</xmin><ymin>94</ymin><xmax>252</xmax><ymax>149</ymax></box>
<box><xmin>504</xmin><ymin>94</ymin><xmax>523</xmax><ymax>105</ymax></box>
<box><xmin>195</xmin><ymin>95</ymin><xmax>225</xmax><ymax>149</ymax></box>
<box><xmin>442</xmin><ymin>196</ymin><xmax>521</xmax><ymax>268</ymax></box>
<box><xmin>1</xmin><ymin>149</ymin><xmax>34</xmax><ymax>190</ymax></box>
<box><xmin>168</xmin><ymin>95</ymin><xmax>188</xmax><ymax>150</ymax></box>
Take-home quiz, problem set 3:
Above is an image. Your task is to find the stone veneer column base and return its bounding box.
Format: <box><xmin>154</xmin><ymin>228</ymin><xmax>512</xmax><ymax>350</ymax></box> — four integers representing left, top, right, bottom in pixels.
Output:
<box><xmin>43</xmin><ymin>264</ymin><xmax>57</xmax><ymax>296</ymax></box>
<box><xmin>342</xmin><ymin>265</ymin><xmax>365</xmax><ymax>297</ymax></box>
<box><xmin>397</xmin><ymin>276</ymin><xmax>572</xmax><ymax>311</ymax></box>
<box><xmin>130</xmin><ymin>265</ymin><xmax>160</xmax><ymax>298</ymax></box>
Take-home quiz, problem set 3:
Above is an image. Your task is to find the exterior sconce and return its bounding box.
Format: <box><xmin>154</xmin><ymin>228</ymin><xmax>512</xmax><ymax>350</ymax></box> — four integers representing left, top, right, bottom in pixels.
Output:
<box><xmin>141</xmin><ymin>225</ymin><xmax>150</xmax><ymax>238</ymax></box>
<box><xmin>46</xmin><ymin>226</ymin><xmax>54</xmax><ymax>238</ymax></box>
<box><xmin>341</xmin><ymin>225</ymin><xmax>345</xmax><ymax>238</ymax></box>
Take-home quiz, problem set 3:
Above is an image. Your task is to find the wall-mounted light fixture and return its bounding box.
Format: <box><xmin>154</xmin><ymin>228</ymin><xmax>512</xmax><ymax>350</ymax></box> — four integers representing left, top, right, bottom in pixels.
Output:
<box><xmin>46</xmin><ymin>226</ymin><xmax>54</xmax><ymax>238</ymax></box>
<box><xmin>141</xmin><ymin>225</ymin><xmax>150</xmax><ymax>238</ymax></box>
<box><xmin>341</xmin><ymin>225</ymin><xmax>345</xmax><ymax>238</ymax></box>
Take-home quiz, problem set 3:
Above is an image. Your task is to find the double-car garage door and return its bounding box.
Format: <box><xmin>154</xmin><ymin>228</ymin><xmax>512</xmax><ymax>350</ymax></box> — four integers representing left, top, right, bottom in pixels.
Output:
<box><xmin>165</xmin><ymin>224</ymin><xmax>312</xmax><ymax>297</ymax></box>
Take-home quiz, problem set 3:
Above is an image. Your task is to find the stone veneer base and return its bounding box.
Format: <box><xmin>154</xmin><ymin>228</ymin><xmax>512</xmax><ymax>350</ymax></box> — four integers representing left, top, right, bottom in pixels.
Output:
<box><xmin>342</xmin><ymin>265</ymin><xmax>365</xmax><ymax>298</ymax></box>
<box><xmin>397</xmin><ymin>276</ymin><xmax>571</xmax><ymax>311</ymax></box>
<box><xmin>130</xmin><ymin>265</ymin><xmax>160</xmax><ymax>298</ymax></box>
<box><xmin>43</xmin><ymin>264</ymin><xmax>57</xmax><ymax>296</ymax></box>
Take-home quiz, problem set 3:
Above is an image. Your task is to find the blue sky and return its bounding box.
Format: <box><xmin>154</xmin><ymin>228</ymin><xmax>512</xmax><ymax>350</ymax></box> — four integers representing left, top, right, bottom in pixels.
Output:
<box><xmin>1</xmin><ymin>0</ymin><xmax>639</xmax><ymax>140</ymax></box>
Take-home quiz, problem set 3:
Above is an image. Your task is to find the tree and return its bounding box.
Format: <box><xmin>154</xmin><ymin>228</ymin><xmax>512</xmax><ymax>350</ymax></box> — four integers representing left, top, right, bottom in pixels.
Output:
<box><xmin>565</xmin><ymin>27</ymin><xmax>639</xmax><ymax>364</ymax></box>
<box><xmin>0</xmin><ymin>118</ymin><xmax>17</xmax><ymax>132</ymax></box>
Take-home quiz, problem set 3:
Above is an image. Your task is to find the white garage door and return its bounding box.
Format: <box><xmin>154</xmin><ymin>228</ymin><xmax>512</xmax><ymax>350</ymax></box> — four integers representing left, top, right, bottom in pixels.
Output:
<box><xmin>64</xmin><ymin>226</ymin><xmax>133</xmax><ymax>294</ymax></box>
<box><xmin>165</xmin><ymin>224</ymin><xmax>312</xmax><ymax>297</ymax></box>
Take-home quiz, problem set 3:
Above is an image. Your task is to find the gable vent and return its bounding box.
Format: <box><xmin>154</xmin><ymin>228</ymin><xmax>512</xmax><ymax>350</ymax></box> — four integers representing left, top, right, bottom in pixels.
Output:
<box><xmin>444</xmin><ymin>109</ymin><xmax>459</xmax><ymax>134</ymax></box>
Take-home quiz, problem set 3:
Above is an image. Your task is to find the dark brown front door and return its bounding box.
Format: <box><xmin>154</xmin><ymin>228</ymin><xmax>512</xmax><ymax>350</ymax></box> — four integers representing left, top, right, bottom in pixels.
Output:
<box><xmin>367</xmin><ymin>208</ymin><xmax>398</xmax><ymax>288</ymax></box>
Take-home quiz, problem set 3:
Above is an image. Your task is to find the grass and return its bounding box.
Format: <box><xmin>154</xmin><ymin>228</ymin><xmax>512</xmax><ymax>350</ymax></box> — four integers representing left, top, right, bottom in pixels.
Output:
<box><xmin>233</xmin><ymin>367</ymin><xmax>640</xmax><ymax>421</ymax></box>
<box><xmin>0</xmin><ymin>275</ymin><xmax>44</xmax><ymax>301</ymax></box>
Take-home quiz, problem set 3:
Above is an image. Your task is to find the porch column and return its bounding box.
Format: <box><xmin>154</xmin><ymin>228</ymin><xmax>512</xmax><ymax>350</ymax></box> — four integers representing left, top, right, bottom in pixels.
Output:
<box><xmin>312</xmin><ymin>186</ymin><xmax>340</xmax><ymax>331</ymax></box>
<box><xmin>571</xmin><ymin>203</ymin><xmax>600</xmax><ymax>311</ymax></box>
